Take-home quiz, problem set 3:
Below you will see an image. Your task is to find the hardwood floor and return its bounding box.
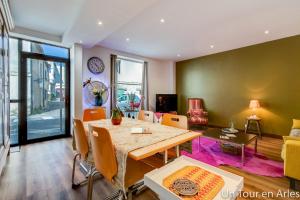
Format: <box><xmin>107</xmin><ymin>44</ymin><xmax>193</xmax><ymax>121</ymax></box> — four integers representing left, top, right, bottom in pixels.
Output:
<box><xmin>0</xmin><ymin>136</ymin><xmax>296</xmax><ymax>200</ymax></box>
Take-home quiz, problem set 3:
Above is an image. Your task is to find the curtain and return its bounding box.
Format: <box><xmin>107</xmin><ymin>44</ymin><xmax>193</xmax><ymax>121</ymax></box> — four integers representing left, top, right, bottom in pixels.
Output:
<box><xmin>141</xmin><ymin>61</ymin><xmax>149</xmax><ymax>110</ymax></box>
<box><xmin>110</xmin><ymin>54</ymin><xmax>119</xmax><ymax>112</ymax></box>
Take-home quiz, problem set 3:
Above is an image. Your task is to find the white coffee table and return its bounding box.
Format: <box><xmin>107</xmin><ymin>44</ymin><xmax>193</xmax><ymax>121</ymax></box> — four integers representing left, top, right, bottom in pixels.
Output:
<box><xmin>144</xmin><ymin>156</ymin><xmax>243</xmax><ymax>200</ymax></box>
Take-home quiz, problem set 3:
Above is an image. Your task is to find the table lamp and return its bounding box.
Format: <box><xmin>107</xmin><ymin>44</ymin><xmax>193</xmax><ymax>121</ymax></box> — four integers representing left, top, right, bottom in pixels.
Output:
<box><xmin>249</xmin><ymin>100</ymin><xmax>260</xmax><ymax>119</ymax></box>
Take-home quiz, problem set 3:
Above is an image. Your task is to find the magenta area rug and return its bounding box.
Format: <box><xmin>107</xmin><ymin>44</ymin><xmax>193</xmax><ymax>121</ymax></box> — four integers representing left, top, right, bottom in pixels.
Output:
<box><xmin>181</xmin><ymin>137</ymin><xmax>284</xmax><ymax>177</ymax></box>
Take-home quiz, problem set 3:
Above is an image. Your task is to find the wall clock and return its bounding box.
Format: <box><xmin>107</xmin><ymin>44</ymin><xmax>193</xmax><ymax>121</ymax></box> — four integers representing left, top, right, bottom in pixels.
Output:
<box><xmin>87</xmin><ymin>57</ymin><xmax>105</xmax><ymax>74</ymax></box>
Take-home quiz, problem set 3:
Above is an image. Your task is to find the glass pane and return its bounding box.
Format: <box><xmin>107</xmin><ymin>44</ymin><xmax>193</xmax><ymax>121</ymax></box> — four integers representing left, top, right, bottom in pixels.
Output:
<box><xmin>27</xmin><ymin>58</ymin><xmax>66</xmax><ymax>140</ymax></box>
<box><xmin>10</xmin><ymin>103</ymin><xmax>18</xmax><ymax>145</ymax></box>
<box><xmin>116</xmin><ymin>59</ymin><xmax>143</xmax><ymax>83</ymax></box>
<box><xmin>22</xmin><ymin>40</ymin><xmax>69</xmax><ymax>59</ymax></box>
<box><xmin>9</xmin><ymin>38</ymin><xmax>19</xmax><ymax>99</ymax></box>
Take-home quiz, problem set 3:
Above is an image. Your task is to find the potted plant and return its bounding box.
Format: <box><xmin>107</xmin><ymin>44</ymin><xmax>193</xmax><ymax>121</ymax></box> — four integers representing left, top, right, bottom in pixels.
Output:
<box><xmin>93</xmin><ymin>87</ymin><xmax>107</xmax><ymax>106</ymax></box>
<box><xmin>111</xmin><ymin>108</ymin><xmax>122</xmax><ymax>125</ymax></box>
<box><xmin>128</xmin><ymin>93</ymin><xmax>136</xmax><ymax>110</ymax></box>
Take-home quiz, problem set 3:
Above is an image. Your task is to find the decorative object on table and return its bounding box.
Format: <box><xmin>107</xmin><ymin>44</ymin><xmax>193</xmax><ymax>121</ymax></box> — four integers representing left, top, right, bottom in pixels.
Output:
<box><xmin>187</xmin><ymin>98</ymin><xmax>208</xmax><ymax>127</ymax></box>
<box><xmin>87</xmin><ymin>56</ymin><xmax>105</xmax><ymax>74</ymax></box>
<box><xmin>171</xmin><ymin>178</ymin><xmax>198</xmax><ymax>196</ymax></box>
<box><xmin>111</xmin><ymin>108</ymin><xmax>122</xmax><ymax>125</ymax></box>
<box><xmin>245</xmin><ymin>117</ymin><xmax>262</xmax><ymax>139</ymax></box>
<box><xmin>181</xmin><ymin>137</ymin><xmax>284</xmax><ymax>177</ymax></box>
<box><xmin>130</xmin><ymin>127</ymin><xmax>152</xmax><ymax>134</ymax></box>
<box><xmin>163</xmin><ymin>166</ymin><xmax>224</xmax><ymax>199</ymax></box>
<box><xmin>249</xmin><ymin>99</ymin><xmax>260</xmax><ymax>119</ymax></box>
<box><xmin>83</xmin><ymin>78</ymin><xmax>109</xmax><ymax>106</ymax></box>
<box><xmin>222</xmin><ymin>128</ymin><xmax>238</xmax><ymax>134</ymax></box>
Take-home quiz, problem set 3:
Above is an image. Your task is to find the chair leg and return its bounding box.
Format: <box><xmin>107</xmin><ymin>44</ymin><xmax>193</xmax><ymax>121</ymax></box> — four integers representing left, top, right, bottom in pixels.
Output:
<box><xmin>87</xmin><ymin>169</ymin><xmax>98</xmax><ymax>200</ymax></box>
<box><xmin>72</xmin><ymin>153</ymin><xmax>91</xmax><ymax>189</ymax></box>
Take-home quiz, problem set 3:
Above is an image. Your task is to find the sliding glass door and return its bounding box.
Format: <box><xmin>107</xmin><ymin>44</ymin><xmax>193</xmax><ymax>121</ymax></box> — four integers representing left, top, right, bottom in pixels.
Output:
<box><xmin>19</xmin><ymin>54</ymin><xmax>70</xmax><ymax>143</ymax></box>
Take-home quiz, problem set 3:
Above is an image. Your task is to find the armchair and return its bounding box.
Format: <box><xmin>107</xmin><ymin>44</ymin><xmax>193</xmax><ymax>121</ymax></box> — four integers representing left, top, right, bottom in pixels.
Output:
<box><xmin>282</xmin><ymin>136</ymin><xmax>300</xmax><ymax>189</ymax></box>
<box><xmin>187</xmin><ymin>98</ymin><xmax>208</xmax><ymax>127</ymax></box>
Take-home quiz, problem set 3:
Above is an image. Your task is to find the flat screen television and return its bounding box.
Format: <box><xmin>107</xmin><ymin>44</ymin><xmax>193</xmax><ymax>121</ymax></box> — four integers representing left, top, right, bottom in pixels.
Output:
<box><xmin>156</xmin><ymin>94</ymin><xmax>177</xmax><ymax>113</ymax></box>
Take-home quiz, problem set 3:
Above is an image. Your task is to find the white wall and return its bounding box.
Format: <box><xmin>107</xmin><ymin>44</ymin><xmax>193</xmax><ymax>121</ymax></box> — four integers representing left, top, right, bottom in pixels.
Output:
<box><xmin>82</xmin><ymin>45</ymin><xmax>175</xmax><ymax>117</ymax></box>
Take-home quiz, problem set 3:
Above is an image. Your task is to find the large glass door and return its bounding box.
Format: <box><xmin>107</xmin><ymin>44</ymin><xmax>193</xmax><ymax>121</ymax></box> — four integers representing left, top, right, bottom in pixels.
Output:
<box><xmin>20</xmin><ymin>54</ymin><xmax>70</xmax><ymax>144</ymax></box>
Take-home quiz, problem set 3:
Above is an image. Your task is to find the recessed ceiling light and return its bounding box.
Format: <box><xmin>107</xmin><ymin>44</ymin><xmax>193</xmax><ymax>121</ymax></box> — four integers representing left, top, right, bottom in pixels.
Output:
<box><xmin>177</xmin><ymin>54</ymin><xmax>181</xmax><ymax>57</ymax></box>
<box><xmin>210</xmin><ymin>45</ymin><xmax>214</xmax><ymax>49</ymax></box>
<box><xmin>98</xmin><ymin>21</ymin><xmax>103</xmax><ymax>26</ymax></box>
<box><xmin>160</xmin><ymin>18</ymin><xmax>165</xmax><ymax>23</ymax></box>
<box><xmin>264</xmin><ymin>30</ymin><xmax>269</xmax><ymax>34</ymax></box>
<box><xmin>126</xmin><ymin>38</ymin><xmax>130</xmax><ymax>42</ymax></box>
<box><xmin>79</xmin><ymin>40</ymin><xmax>83</xmax><ymax>44</ymax></box>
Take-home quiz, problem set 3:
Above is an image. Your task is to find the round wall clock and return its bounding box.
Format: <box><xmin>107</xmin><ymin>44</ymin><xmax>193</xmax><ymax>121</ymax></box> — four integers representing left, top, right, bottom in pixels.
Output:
<box><xmin>87</xmin><ymin>57</ymin><xmax>105</xmax><ymax>74</ymax></box>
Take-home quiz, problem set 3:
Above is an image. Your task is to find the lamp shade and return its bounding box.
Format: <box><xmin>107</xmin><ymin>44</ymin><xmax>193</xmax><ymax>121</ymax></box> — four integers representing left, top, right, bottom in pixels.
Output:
<box><xmin>249</xmin><ymin>100</ymin><xmax>260</xmax><ymax>109</ymax></box>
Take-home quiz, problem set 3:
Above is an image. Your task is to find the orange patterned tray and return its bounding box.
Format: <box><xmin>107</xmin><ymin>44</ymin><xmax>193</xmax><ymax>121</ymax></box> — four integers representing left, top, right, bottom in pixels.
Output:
<box><xmin>163</xmin><ymin>166</ymin><xmax>224</xmax><ymax>200</ymax></box>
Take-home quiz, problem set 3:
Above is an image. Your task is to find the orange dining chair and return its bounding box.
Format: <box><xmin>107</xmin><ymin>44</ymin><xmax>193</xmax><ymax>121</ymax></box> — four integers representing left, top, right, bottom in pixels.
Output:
<box><xmin>138</xmin><ymin>110</ymin><xmax>154</xmax><ymax>123</ymax></box>
<box><xmin>72</xmin><ymin>118</ymin><xmax>93</xmax><ymax>189</ymax></box>
<box><xmin>161</xmin><ymin>113</ymin><xmax>188</xmax><ymax>163</ymax></box>
<box><xmin>83</xmin><ymin>108</ymin><xmax>106</xmax><ymax>121</ymax></box>
<box><xmin>87</xmin><ymin>125</ymin><xmax>155</xmax><ymax>200</ymax></box>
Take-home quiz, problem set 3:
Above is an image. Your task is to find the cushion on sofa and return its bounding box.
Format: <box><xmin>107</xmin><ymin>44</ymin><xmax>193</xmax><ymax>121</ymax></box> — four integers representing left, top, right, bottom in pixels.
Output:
<box><xmin>290</xmin><ymin>129</ymin><xmax>300</xmax><ymax>137</ymax></box>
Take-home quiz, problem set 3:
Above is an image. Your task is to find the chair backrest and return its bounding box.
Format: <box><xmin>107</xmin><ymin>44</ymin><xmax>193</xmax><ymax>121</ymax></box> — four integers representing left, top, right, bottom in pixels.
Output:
<box><xmin>83</xmin><ymin>108</ymin><xmax>106</xmax><ymax>121</ymax></box>
<box><xmin>73</xmin><ymin>118</ymin><xmax>89</xmax><ymax>160</ymax></box>
<box><xmin>161</xmin><ymin>113</ymin><xmax>188</xmax><ymax>129</ymax></box>
<box><xmin>138</xmin><ymin>110</ymin><xmax>154</xmax><ymax>123</ymax></box>
<box><xmin>188</xmin><ymin>98</ymin><xmax>204</xmax><ymax>111</ymax></box>
<box><xmin>89</xmin><ymin>125</ymin><xmax>118</xmax><ymax>183</ymax></box>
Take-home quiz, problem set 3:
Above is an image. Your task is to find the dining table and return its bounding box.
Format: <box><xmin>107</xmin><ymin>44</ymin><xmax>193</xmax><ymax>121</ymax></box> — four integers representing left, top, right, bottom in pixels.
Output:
<box><xmin>82</xmin><ymin>117</ymin><xmax>202</xmax><ymax>193</ymax></box>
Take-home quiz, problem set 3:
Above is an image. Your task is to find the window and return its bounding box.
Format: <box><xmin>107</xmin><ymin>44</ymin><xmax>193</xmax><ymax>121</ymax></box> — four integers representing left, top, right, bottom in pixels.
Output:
<box><xmin>112</xmin><ymin>56</ymin><xmax>148</xmax><ymax>118</ymax></box>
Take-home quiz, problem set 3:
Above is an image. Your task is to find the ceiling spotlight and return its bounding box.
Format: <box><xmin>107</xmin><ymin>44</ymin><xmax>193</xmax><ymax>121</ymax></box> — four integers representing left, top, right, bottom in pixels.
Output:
<box><xmin>126</xmin><ymin>38</ymin><xmax>130</xmax><ymax>42</ymax></box>
<box><xmin>160</xmin><ymin>18</ymin><xmax>165</xmax><ymax>23</ymax></box>
<box><xmin>79</xmin><ymin>40</ymin><xmax>83</xmax><ymax>44</ymax></box>
<box><xmin>177</xmin><ymin>54</ymin><xmax>181</xmax><ymax>57</ymax></box>
<box><xmin>98</xmin><ymin>21</ymin><xmax>103</xmax><ymax>26</ymax></box>
<box><xmin>210</xmin><ymin>45</ymin><xmax>214</xmax><ymax>49</ymax></box>
<box><xmin>264</xmin><ymin>30</ymin><xmax>269</xmax><ymax>34</ymax></box>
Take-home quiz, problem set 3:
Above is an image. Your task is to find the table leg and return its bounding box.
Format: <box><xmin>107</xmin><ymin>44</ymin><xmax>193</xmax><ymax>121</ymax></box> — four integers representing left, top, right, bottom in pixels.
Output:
<box><xmin>241</xmin><ymin>144</ymin><xmax>245</xmax><ymax>166</ymax></box>
<box><xmin>256</xmin><ymin>121</ymin><xmax>262</xmax><ymax>139</ymax></box>
<box><xmin>245</xmin><ymin>120</ymin><xmax>250</xmax><ymax>133</ymax></box>
<box><xmin>164</xmin><ymin>150</ymin><xmax>168</xmax><ymax>164</ymax></box>
<box><xmin>175</xmin><ymin>145</ymin><xmax>180</xmax><ymax>157</ymax></box>
<box><xmin>255</xmin><ymin>137</ymin><xmax>258</xmax><ymax>154</ymax></box>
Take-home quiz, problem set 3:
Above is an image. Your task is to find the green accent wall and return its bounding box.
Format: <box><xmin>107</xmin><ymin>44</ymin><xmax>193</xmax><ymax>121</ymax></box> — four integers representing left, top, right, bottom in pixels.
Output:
<box><xmin>176</xmin><ymin>35</ymin><xmax>300</xmax><ymax>136</ymax></box>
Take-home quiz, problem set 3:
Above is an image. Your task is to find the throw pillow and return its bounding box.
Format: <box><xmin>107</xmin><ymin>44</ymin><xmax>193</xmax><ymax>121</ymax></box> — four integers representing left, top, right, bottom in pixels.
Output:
<box><xmin>290</xmin><ymin>129</ymin><xmax>300</xmax><ymax>137</ymax></box>
<box><xmin>292</xmin><ymin>119</ymin><xmax>300</xmax><ymax>129</ymax></box>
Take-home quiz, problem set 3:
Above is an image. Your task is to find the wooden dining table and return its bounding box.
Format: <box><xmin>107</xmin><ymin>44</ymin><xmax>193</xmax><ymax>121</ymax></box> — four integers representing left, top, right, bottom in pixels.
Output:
<box><xmin>83</xmin><ymin>118</ymin><xmax>202</xmax><ymax>161</ymax></box>
<box><xmin>82</xmin><ymin>118</ymin><xmax>202</xmax><ymax>193</ymax></box>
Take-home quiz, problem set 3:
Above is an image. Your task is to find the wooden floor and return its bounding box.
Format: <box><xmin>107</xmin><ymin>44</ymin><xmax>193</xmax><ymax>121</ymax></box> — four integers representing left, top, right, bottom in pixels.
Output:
<box><xmin>0</xmin><ymin>136</ymin><xmax>296</xmax><ymax>200</ymax></box>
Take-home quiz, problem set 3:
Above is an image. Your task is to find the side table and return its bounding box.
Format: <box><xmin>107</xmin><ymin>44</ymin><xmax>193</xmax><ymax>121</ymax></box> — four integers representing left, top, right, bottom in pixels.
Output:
<box><xmin>245</xmin><ymin>117</ymin><xmax>262</xmax><ymax>139</ymax></box>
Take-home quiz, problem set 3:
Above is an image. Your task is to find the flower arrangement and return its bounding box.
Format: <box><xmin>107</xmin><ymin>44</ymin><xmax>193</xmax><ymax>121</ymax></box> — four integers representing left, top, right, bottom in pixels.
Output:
<box><xmin>93</xmin><ymin>87</ymin><xmax>107</xmax><ymax>106</ymax></box>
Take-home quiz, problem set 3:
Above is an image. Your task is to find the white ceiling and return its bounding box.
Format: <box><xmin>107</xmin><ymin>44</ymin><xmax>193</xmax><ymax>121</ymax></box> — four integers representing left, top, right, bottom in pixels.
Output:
<box><xmin>9</xmin><ymin>0</ymin><xmax>300</xmax><ymax>61</ymax></box>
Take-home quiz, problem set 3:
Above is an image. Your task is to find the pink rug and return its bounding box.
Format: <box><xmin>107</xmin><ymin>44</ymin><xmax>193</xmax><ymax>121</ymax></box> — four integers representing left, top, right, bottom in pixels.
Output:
<box><xmin>181</xmin><ymin>137</ymin><xmax>284</xmax><ymax>177</ymax></box>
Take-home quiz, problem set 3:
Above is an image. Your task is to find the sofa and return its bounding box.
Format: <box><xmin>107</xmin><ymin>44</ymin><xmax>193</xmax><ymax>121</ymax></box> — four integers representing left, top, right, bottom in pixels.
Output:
<box><xmin>281</xmin><ymin>119</ymin><xmax>300</xmax><ymax>190</ymax></box>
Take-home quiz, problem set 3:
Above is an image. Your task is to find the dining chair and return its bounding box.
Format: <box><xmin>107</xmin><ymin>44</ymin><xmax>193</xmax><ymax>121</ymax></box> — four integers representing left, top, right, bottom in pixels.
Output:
<box><xmin>161</xmin><ymin>113</ymin><xmax>188</xmax><ymax>163</ymax></box>
<box><xmin>83</xmin><ymin>107</ymin><xmax>106</xmax><ymax>121</ymax></box>
<box><xmin>138</xmin><ymin>110</ymin><xmax>154</xmax><ymax>123</ymax></box>
<box><xmin>87</xmin><ymin>125</ymin><xmax>155</xmax><ymax>200</ymax></box>
<box><xmin>72</xmin><ymin>118</ymin><xmax>93</xmax><ymax>189</ymax></box>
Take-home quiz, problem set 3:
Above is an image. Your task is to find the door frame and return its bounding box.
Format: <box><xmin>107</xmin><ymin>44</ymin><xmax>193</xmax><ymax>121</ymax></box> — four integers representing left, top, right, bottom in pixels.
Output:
<box><xmin>18</xmin><ymin>52</ymin><xmax>70</xmax><ymax>145</ymax></box>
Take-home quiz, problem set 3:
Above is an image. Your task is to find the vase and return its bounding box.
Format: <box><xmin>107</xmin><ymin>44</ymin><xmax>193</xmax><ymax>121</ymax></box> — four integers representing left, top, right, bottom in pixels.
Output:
<box><xmin>111</xmin><ymin>109</ymin><xmax>122</xmax><ymax>125</ymax></box>
<box><xmin>95</xmin><ymin>95</ymin><xmax>103</xmax><ymax>106</ymax></box>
